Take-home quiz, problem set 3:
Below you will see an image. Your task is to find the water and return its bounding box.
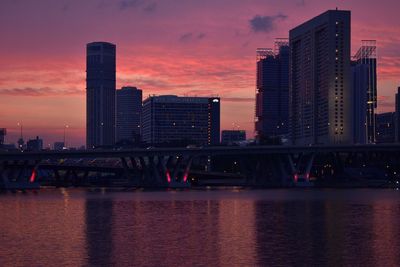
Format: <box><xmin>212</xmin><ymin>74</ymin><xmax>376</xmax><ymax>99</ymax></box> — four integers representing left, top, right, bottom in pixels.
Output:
<box><xmin>1</xmin><ymin>188</ymin><xmax>400</xmax><ymax>267</ymax></box>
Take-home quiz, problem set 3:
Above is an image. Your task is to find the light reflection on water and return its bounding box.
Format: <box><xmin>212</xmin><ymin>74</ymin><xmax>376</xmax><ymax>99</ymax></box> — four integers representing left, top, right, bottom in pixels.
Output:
<box><xmin>0</xmin><ymin>189</ymin><xmax>400</xmax><ymax>266</ymax></box>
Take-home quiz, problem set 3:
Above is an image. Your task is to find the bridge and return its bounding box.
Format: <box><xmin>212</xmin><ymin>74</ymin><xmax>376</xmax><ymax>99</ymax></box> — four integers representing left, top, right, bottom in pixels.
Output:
<box><xmin>1</xmin><ymin>144</ymin><xmax>400</xmax><ymax>189</ymax></box>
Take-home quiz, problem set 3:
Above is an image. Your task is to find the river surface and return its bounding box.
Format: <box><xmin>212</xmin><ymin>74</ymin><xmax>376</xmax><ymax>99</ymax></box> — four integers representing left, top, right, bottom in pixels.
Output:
<box><xmin>1</xmin><ymin>188</ymin><xmax>400</xmax><ymax>266</ymax></box>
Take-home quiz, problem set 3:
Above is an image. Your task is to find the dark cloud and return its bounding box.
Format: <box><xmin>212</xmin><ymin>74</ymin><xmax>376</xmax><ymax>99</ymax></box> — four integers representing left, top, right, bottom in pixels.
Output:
<box><xmin>0</xmin><ymin>87</ymin><xmax>83</xmax><ymax>96</ymax></box>
<box><xmin>61</xmin><ymin>3</ymin><xmax>69</xmax><ymax>12</ymax></box>
<box><xmin>197</xmin><ymin>33</ymin><xmax>206</xmax><ymax>40</ymax></box>
<box><xmin>143</xmin><ymin>2</ymin><xmax>157</xmax><ymax>12</ymax></box>
<box><xmin>119</xmin><ymin>0</ymin><xmax>141</xmax><ymax>9</ymax></box>
<box><xmin>249</xmin><ymin>14</ymin><xmax>287</xmax><ymax>33</ymax></box>
<box><xmin>297</xmin><ymin>0</ymin><xmax>306</xmax><ymax>6</ymax></box>
<box><xmin>179</xmin><ymin>32</ymin><xmax>193</xmax><ymax>42</ymax></box>
<box><xmin>118</xmin><ymin>0</ymin><xmax>157</xmax><ymax>12</ymax></box>
<box><xmin>179</xmin><ymin>32</ymin><xmax>206</xmax><ymax>42</ymax></box>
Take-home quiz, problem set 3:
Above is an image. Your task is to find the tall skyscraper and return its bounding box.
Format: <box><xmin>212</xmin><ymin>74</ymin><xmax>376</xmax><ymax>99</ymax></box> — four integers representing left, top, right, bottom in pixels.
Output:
<box><xmin>116</xmin><ymin>86</ymin><xmax>143</xmax><ymax>143</ymax></box>
<box><xmin>352</xmin><ymin>62</ymin><xmax>368</xmax><ymax>143</ymax></box>
<box><xmin>352</xmin><ymin>40</ymin><xmax>377</xmax><ymax>144</ymax></box>
<box><xmin>255</xmin><ymin>39</ymin><xmax>289</xmax><ymax>141</ymax></box>
<box><xmin>86</xmin><ymin>42</ymin><xmax>116</xmax><ymax>149</ymax></box>
<box><xmin>142</xmin><ymin>95</ymin><xmax>220</xmax><ymax>146</ymax></box>
<box><xmin>395</xmin><ymin>87</ymin><xmax>400</xmax><ymax>142</ymax></box>
<box><xmin>289</xmin><ymin>10</ymin><xmax>353</xmax><ymax>145</ymax></box>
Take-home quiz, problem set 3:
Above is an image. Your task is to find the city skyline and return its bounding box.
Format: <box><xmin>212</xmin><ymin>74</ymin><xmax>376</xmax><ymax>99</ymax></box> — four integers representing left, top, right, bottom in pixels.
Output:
<box><xmin>1</xmin><ymin>0</ymin><xmax>400</xmax><ymax>147</ymax></box>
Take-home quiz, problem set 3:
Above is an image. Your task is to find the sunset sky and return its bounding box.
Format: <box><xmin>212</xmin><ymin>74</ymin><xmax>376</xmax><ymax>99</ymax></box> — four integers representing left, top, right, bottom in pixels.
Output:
<box><xmin>1</xmin><ymin>0</ymin><xmax>399</xmax><ymax>147</ymax></box>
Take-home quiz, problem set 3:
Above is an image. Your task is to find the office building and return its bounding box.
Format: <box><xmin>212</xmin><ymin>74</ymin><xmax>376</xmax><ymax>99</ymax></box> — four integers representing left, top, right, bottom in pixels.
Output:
<box><xmin>86</xmin><ymin>42</ymin><xmax>116</xmax><ymax>148</ymax></box>
<box><xmin>352</xmin><ymin>62</ymin><xmax>368</xmax><ymax>143</ymax></box>
<box><xmin>395</xmin><ymin>87</ymin><xmax>400</xmax><ymax>142</ymax></box>
<box><xmin>289</xmin><ymin>10</ymin><xmax>353</xmax><ymax>145</ymax></box>
<box><xmin>376</xmin><ymin>112</ymin><xmax>395</xmax><ymax>143</ymax></box>
<box><xmin>221</xmin><ymin>130</ymin><xmax>246</xmax><ymax>145</ymax></box>
<box><xmin>27</xmin><ymin>136</ymin><xmax>43</xmax><ymax>151</ymax></box>
<box><xmin>0</xmin><ymin>128</ymin><xmax>6</xmax><ymax>146</ymax></box>
<box><xmin>142</xmin><ymin>95</ymin><xmax>220</xmax><ymax>146</ymax></box>
<box><xmin>255</xmin><ymin>39</ymin><xmax>289</xmax><ymax>141</ymax></box>
<box><xmin>116</xmin><ymin>86</ymin><xmax>142</xmax><ymax>143</ymax></box>
<box><xmin>352</xmin><ymin>40</ymin><xmax>377</xmax><ymax>144</ymax></box>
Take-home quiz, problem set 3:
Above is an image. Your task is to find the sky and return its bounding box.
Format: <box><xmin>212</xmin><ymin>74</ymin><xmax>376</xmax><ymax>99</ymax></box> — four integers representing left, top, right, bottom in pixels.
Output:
<box><xmin>0</xmin><ymin>0</ymin><xmax>399</xmax><ymax>147</ymax></box>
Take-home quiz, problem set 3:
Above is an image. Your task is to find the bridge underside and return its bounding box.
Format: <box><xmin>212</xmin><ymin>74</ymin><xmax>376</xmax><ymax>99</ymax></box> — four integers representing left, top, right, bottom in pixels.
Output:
<box><xmin>1</xmin><ymin>150</ymin><xmax>400</xmax><ymax>189</ymax></box>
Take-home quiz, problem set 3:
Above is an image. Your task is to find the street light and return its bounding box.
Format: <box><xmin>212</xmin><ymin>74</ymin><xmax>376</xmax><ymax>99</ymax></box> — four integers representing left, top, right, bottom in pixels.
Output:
<box><xmin>17</xmin><ymin>122</ymin><xmax>24</xmax><ymax>150</ymax></box>
<box><xmin>63</xmin><ymin>124</ymin><xmax>69</xmax><ymax>149</ymax></box>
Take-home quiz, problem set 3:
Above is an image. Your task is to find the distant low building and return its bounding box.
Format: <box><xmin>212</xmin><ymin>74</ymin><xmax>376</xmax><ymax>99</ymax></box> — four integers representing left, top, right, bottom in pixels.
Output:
<box><xmin>376</xmin><ymin>112</ymin><xmax>395</xmax><ymax>143</ymax></box>
<box><xmin>221</xmin><ymin>130</ymin><xmax>246</xmax><ymax>145</ymax></box>
<box><xmin>1</xmin><ymin>143</ymin><xmax>16</xmax><ymax>150</ymax></box>
<box><xmin>27</xmin><ymin>136</ymin><xmax>43</xmax><ymax>151</ymax></box>
<box><xmin>0</xmin><ymin>128</ymin><xmax>6</xmax><ymax>145</ymax></box>
<box><xmin>54</xmin><ymin>142</ymin><xmax>65</xmax><ymax>150</ymax></box>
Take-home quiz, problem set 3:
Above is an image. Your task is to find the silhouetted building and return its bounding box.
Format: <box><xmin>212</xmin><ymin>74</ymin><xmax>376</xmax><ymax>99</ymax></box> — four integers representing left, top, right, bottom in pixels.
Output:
<box><xmin>376</xmin><ymin>112</ymin><xmax>395</xmax><ymax>143</ymax></box>
<box><xmin>0</xmin><ymin>128</ymin><xmax>6</xmax><ymax>146</ymax></box>
<box><xmin>27</xmin><ymin>136</ymin><xmax>43</xmax><ymax>151</ymax></box>
<box><xmin>255</xmin><ymin>39</ymin><xmax>289</xmax><ymax>141</ymax></box>
<box><xmin>86</xmin><ymin>42</ymin><xmax>116</xmax><ymax>149</ymax></box>
<box><xmin>352</xmin><ymin>62</ymin><xmax>368</xmax><ymax>143</ymax></box>
<box><xmin>395</xmin><ymin>87</ymin><xmax>400</xmax><ymax>143</ymax></box>
<box><xmin>352</xmin><ymin>40</ymin><xmax>377</xmax><ymax>144</ymax></box>
<box><xmin>221</xmin><ymin>130</ymin><xmax>246</xmax><ymax>145</ymax></box>
<box><xmin>289</xmin><ymin>10</ymin><xmax>353</xmax><ymax>145</ymax></box>
<box><xmin>54</xmin><ymin>142</ymin><xmax>65</xmax><ymax>150</ymax></box>
<box><xmin>142</xmin><ymin>95</ymin><xmax>220</xmax><ymax>146</ymax></box>
<box><xmin>116</xmin><ymin>86</ymin><xmax>142</xmax><ymax>143</ymax></box>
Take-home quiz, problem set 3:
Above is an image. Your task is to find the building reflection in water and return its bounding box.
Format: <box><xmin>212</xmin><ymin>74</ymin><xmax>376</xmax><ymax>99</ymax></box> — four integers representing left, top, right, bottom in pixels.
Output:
<box><xmin>85</xmin><ymin>194</ymin><xmax>114</xmax><ymax>266</ymax></box>
<box><xmin>109</xmin><ymin>198</ymin><xmax>222</xmax><ymax>266</ymax></box>
<box><xmin>253</xmin><ymin>191</ymin><xmax>400</xmax><ymax>266</ymax></box>
<box><xmin>0</xmin><ymin>190</ymin><xmax>87</xmax><ymax>266</ymax></box>
<box><xmin>217</xmin><ymin>199</ymin><xmax>256</xmax><ymax>266</ymax></box>
<box><xmin>371</xmin><ymin>199</ymin><xmax>400</xmax><ymax>266</ymax></box>
<box><xmin>3</xmin><ymin>189</ymin><xmax>397</xmax><ymax>266</ymax></box>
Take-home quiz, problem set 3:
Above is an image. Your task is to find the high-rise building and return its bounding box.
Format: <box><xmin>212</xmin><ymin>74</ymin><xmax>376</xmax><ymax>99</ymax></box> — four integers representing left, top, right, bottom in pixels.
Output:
<box><xmin>395</xmin><ymin>87</ymin><xmax>400</xmax><ymax>142</ymax></box>
<box><xmin>351</xmin><ymin>62</ymin><xmax>368</xmax><ymax>143</ymax></box>
<box><xmin>221</xmin><ymin>130</ymin><xmax>246</xmax><ymax>145</ymax></box>
<box><xmin>289</xmin><ymin>10</ymin><xmax>353</xmax><ymax>145</ymax></box>
<box><xmin>352</xmin><ymin>40</ymin><xmax>377</xmax><ymax>144</ymax></box>
<box><xmin>376</xmin><ymin>112</ymin><xmax>395</xmax><ymax>143</ymax></box>
<box><xmin>86</xmin><ymin>42</ymin><xmax>116</xmax><ymax>149</ymax></box>
<box><xmin>142</xmin><ymin>95</ymin><xmax>220</xmax><ymax>146</ymax></box>
<box><xmin>255</xmin><ymin>39</ymin><xmax>289</xmax><ymax>141</ymax></box>
<box><xmin>116</xmin><ymin>86</ymin><xmax>143</xmax><ymax>143</ymax></box>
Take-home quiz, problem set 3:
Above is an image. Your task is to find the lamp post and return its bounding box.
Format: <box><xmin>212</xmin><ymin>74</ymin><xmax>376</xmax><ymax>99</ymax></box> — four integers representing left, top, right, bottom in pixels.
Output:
<box><xmin>63</xmin><ymin>124</ymin><xmax>69</xmax><ymax>149</ymax></box>
<box><xmin>17</xmin><ymin>122</ymin><xmax>24</xmax><ymax>150</ymax></box>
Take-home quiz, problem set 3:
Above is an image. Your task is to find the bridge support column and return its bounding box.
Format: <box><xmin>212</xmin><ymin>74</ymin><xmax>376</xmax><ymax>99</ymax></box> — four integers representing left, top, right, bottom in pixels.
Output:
<box><xmin>120</xmin><ymin>157</ymin><xmax>131</xmax><ymax>180</ymax></box>
<box><xmin>0</xmin><ymin>161</ymin><xmax>8</xmax><ymax>189</ymax></box>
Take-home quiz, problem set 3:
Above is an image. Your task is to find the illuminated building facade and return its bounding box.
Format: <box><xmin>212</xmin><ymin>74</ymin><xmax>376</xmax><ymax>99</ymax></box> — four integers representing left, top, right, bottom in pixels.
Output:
<box><xmin>289</xmin><ymin>10</ymin><xmax>353</xmax><ymax>145</ymax></box>
<box><xmin>142</xmin><ymin>95</ymin><xmax>220</xmax><ymax>146</ymax></box>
